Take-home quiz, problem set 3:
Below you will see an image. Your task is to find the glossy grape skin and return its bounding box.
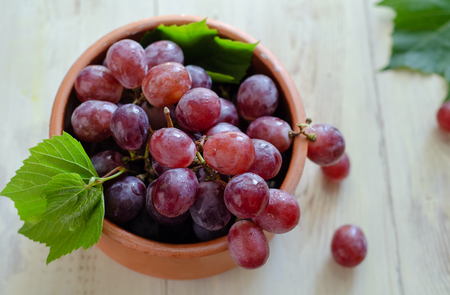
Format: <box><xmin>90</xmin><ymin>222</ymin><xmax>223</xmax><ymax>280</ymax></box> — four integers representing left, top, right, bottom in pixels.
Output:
<box><xmin>437</xmin><ymin>101</ymin><xmax>450</xmax><ymax>132</ymax></box>
<box><xmin>74</xmin><ymin>65</ymin><xmax>123</xmax><ymax>103</ymax></box>
<box><xmin>307</xmin><ymin>124</ymin><xmax>345</xmax><ymax>166</ymax></box>
<box><xmin>228</xmin><ymin>220</ymin><xmax>270</xmax><ymax>269</ymax></box>
<box><xmin>224</xmin><ymin>173</ymin><xmax>269</xmax><ymax>219</ymax></box>
<box><xmin>141</xmin><ymin>102</ymin><xmax>176</xmax><ymax>130</ymax></box>
<box><xmin>253</xmin><ymin>189</ymin><xmax>300</xmax><ymax>234</ymax></box>
<box><xmin>193</xmin><ymin>222</ymin><xmax>229</xmax><ymax>242</ymax></box>
<box><xmin>146</xmin><ymin>180</ymin><xmax>190</xmax><ymax>226</ymax></box>
<box><xmin>246</xmin><ymin>116</ymin><xmax>292</xmax><ymax>153</ymax></box>
<box><xmin>237</xmin><ymin>74</ymin><xmax>278</xmax><ymax>121</ymax></box>
<box><xmin>322</xmin><ymin>153</ymin><xmax>350</xmax><ymax>182</ymax></box>
<box><xmin>104</xmin><ymin>176</ymin><xmax>146</xmax><ymax>224</ymax></box>
<box><xmin>217</xmin><ymin>98</ymin><xmax>239</xmax><ymax>126</ymax></box>
<box><xmin>204</xmin><ymin>122</ymin><xmax>240</xmax><ymax>137</ymax></box>
<box><xmin>145</xmin><ymin>40</ymin><xmax>184</xmax><ymax>69</ymax></box>
<box><xmin>331</xmin><ymin>224</ymin><xmax>367</xmax><ymax>267</ymax></box>
<box><xmin>203</xmin><ymin>131</ymin><xmax>255</xmax><ymax>175</ymax></box>
<box><xmin>90</xmin><ymin>150</ymin><xmax>129</xmax><ymax>177</ymax></box>
<box><xmin>152</xmin><ymin>168</ymin><xmax>198</xmax><ymax>218</ymax></box>
<box><xmin>71</xmin><ymin>100</ymin><xmax>117</xmax><ymax>142</ymax></box>
<box><xmin>176</xmin><ymin>88</ymin><xmax>221</xmax><ymax>132</ymax></box>
<box><xmin>190</xmin><ymin>181</ymin><xmax>231</xmax><ymax>231</ymax></box>
<box><xmin>186</xmin><ymin>65</ymin><xmax>212</xmax><ymax>89</ymax></box>
<box><xmin>106</xmin><ymin>39</ymin><xmax>147</xmax><ymax>89</ymax></box>
<box><xmin>151</xmin><ymin>158</ymin><xmax>172</xmax><ymax>176</ymax></box>
<box><xmin>110</xmin><ymin>104</ymin><xmax>150</xmax><ymax>151</ymax></box>
<box><xmin>149</xmin><ymin>127</ymin><xmax>196</xmax><ymax>168</ymax></box>
<box><xmin>142</xmin><ymin>62</ymin><xmax>191</xmax><ymax>107</ymax></box>
<box><xmin>247</xmin><ymin>139</ymin><xmax>282</xmax><ymax>180</ymax></box>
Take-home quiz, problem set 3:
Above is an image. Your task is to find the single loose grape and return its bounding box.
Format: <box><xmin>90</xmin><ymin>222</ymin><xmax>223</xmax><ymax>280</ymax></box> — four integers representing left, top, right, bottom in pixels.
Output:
<box><xmin>331</xmin><ymin>224</ymin><xmax>367</xmax><ymax>267</ymax></box>
<box><xmin>203</xmin><ymin>131</ymin><xmax>255</xmax><ymax>175</ymax></box>
<box><xmin>437</xmin><ymin>101</ymin><xmax>450</xmax><ymax>132</ymax></box>
<box><xmin>71</xmin><ymin>100</ymin><xmax>117</xmax><ymax>142</ymax></box>
<box><xmin>246</xmin><ymin>116</ymin><xmax>292</xmax><ymax>153</ymax></box>
<box><xmin>247</xmin><ymin>139</ymin><xmax>282</xmax><ymax>180</ymax></box>
<box><xmin>74</xmin><ymin>65</ymin><xmax>123</xmax><ymax>103</ymax></box>
<box><xmin>142</xmin><ymin>62</ymin><xmax>191</xmax><ymax>107</ymax></box>
<box><xmin>237</xmin><ymin>74</ymin><xmax>278</xmax><ymax>121</ymax></box>
<box><xmin>106</xmin><ymin>39</ymin><xmax>147</xmax><ymax>89</ymax></box>
<box><xmin>110</xmin><ymin>104</ymin><xmax>149</xmax><ymax>151</ymax></box>
<box><xmin>228</xmin><ymin>220</ymin><xmax>270</xmax><ymax>269</ymax></box>
<box><xmin>186</xmin><ymin>65</ymin><xmax>212</xmax><ymax>89</ymax></box>
<box><xmin>321</xmin><ymin>153</ymin><xmax>350</xmax><ymax>182</ymax></box>
<box><xmin>145</xmin><ymin>40</ymin><xmax>184</xmax><ymax>69</ymax></box>
<box><xmin>307</xmin><ymin>124</ymin><xmax>345</xmax><ymax>166</ymax></box>
<box><xmin>217</xmin><ymin>98</ymin><xmax>239</xmax><ymax>126</ymax></box>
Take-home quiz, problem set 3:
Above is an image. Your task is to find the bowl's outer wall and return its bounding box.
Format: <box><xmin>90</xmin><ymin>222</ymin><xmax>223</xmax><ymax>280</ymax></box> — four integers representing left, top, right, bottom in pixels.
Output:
<box><xmin>49</xmin><ymin>15</ymin><xmax>307</xmax><ymax>280</ymax></box>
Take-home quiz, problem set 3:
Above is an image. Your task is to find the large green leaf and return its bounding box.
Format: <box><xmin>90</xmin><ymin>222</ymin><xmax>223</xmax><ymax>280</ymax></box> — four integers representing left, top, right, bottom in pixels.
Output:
<box><xmin>140</xmin><ymin>19</ymin><xmax>257</xmax><ymax>84</ymax></box>
<box><xmin>379</xmin><ymin>0</ymin><xmax>450</xmax><ymax>101</ymax></box>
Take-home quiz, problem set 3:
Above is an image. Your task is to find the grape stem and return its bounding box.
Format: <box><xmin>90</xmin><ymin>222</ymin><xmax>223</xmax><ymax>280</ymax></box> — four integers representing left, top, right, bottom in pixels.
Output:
<box><xmin>164</xmin><ymin>107</ymin><xmax>174</xmax><ymax>128</ymax></box>
<box><xmin>289</xmin><ymin>118</ymin><xmax>317</xmax><ymax>142</ymax></box>
<box><xmin>91</xmin><ymin>166</ymin><xmax>127</xmax><ymax>186</ymax></box>
<box><xmin>132</xmin><ymin>89</ymin><xmax>146</xmax><ymax>105</ymax></box>
<box><xmin>196</xmin><ymin>151</ymin><xmax>206</xmax><ymax>164</ymax></box>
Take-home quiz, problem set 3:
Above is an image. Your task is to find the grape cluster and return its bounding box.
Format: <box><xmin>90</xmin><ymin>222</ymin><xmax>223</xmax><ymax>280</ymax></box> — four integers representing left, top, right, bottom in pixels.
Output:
<box><xmin>69</xmin><ymin>38</ymin><xmax>306</xmax><ymax>270</ymax></box>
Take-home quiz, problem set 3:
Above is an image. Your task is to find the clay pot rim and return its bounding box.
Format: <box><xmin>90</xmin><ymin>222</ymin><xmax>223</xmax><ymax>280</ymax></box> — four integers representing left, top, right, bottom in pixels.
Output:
<box><xmin>49</xmin><ymin>15</ymin><xmax>307</xmax><ymax>259</ymax></box>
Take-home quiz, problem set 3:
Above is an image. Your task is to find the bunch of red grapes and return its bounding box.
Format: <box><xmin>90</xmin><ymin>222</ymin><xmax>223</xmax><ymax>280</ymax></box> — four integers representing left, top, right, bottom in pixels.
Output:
<box><xmin>69</xmin><ymin>37</ymin><xmax>366</xmax><ymax>269</ymax></box>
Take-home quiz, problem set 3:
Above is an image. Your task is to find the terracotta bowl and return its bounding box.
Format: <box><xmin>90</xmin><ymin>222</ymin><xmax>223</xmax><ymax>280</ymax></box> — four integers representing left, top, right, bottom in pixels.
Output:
<box><xmin>49</xmin><ymin>15</ymin><xmax>307</xmax><ymax>280</ymax></box>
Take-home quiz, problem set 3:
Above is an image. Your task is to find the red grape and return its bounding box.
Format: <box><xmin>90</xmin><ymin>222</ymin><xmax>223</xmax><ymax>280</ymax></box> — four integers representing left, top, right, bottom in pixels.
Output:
<box><xmin>217</xmin><ymin>98</ymin><xmax>239</xmax><ymax>126</ymax></box>
<box><xmin>90</xmin><ymin>150</ymin><xmax>129</xmax><ymax>177</ymax></box>
<box><xmin>224</xmin><ymin>172</ymin><xmax>269</xmax><ymax>218</ymax></box>
<box><xmin>247</xmin><ymin>139</ymin><xmax>282</xmax><ymax>180</ymax></box>
<box><xmin>152</xmin><ymin>168</ymin><xmax>198</xmax><ymax>218</ymax></box>
<box><xmin>149</xmin><ymin>127</ymin><xmax>196</xmax><ymax>168</ymax></box>
<box><xmin>142</xmin><ymin>62</ymin><xmax>191</xmax><ymax>107</ymax></box>
<box><xmin>151</xmin><ymin>158</ymin><xmax>172</xmax><ymax>176</ymax></box>
<box><xmin>176</xmin><ymin>88</ymin><xmax>221</xmax><ymax>132</ymax></box>
<box><xmin>331</xmin><ymin>224</ymin><xmax>367</xmax><ymax>267</ymax></box>
<box><xmin>74</xmin><ymin>65</ymin><xmax>123</xmax><ymax>103</ymax></box>
<box><xmin>321</xmin><ymin>153</ymin><xmax>350</xmax><ymax>182</ymax></box>
<box><xmin>110</xmin><ymin>104</ymin><xmax>149</xmax><ymax>150</ymax></box>
<box><xmin>144</xmin><ymin>40</ymin><xmax>184</xmax><ymax>69</ymax></box>
<box><xmin>204</xmin><ymin>122</ymin><xmax>240</xmax><ymax>137</ymax></box>
<box><xmin>141</xmin><ymin>102</ymin><xmax>176</xmax><ymax>130</ymax></box>
<box><xmin>193</xmin><ymin>221</ymin><xmax>230</xmax><ymax>242</ymax></box>
<box><xmin>186</xmin><ymin>65</ymin><xmax>212</xmax><ymax>89</ymax></box>
<box><xmin>71</xmin><ymin>100</ymin><xmax>117</xmax><ymax>142</ymax></box>
<box><xmin>237</xmin><ymin>74</ymin><xmax>278</xmax><ymax>121</ymax></box>
<box><xmin>203</xmin><ymin>131</ymin><xmax>255</xmax><ymax>175</ymax></box>
<box><xmin>246</xmin><ymin>116</ymin><xmax>292</xmax><ymax>153</ymax></box>
<box><xmin>307</xmin><ymin>124</ymin><xmax>345</xmax><ymax>166</ymax></box>
<box><xmin>190</xmin><ymin>181</ymin><xmax>231</xmax><ymax>231</ymax></box>
<box><xmin>106</xmin><ymin>39</ymin><xmax>147</xmax><ymax>89</ymax></box>
<box><xmin>437</xmin><ymin>101</ymin><xmax>450</xmax><ymax>132</ymax></box>
<box><xmin>228</xmin><ymin>220</ymin><xmax>270</xmax><ymax>269</ymax></box>
<box><xmin>253</xmin><ymin>189</ymin><xmax>300</xmax><ymax>234</ymax></box>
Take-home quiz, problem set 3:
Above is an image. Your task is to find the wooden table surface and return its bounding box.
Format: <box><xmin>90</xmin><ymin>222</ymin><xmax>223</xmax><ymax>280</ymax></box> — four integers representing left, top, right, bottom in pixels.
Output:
<box><xmin>1</xmin><ymin>0</ymin><xmax>450</xmax><ymax>294</ymax></box>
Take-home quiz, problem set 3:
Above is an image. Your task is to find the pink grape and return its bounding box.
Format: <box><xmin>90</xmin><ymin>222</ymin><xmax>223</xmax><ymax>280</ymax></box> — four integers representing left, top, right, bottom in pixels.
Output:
<box><xmin>190</xmin><ymin>181</ymin><xmax>231</xmax><ymax>231</ymax></box>
<box><xmin>246</xmin><ymin>116</ymin><xmax>293</xmax><ymax>153</ymax></box>
<box><xmin>437</xmin><ymin>101</ymin><xmax>450</xmax><ymax>132</ymax></box>
<box><xmin>149</xmin><ymin>127</ymin><xmax>196</xmax><ymax>168</ymax></box>
<box><xmin>321</xmin><ymin>153</ymin><xmax>350</xmax><ymax>182</ymax></box>
<box><xmin>253</xmin><ymin>189</ymin><xmax>300</xmax><ymax>234</ymax></box>
<box><xmin>142</xmin><ymin>62</ymin><xmax>191</xmax><ymax>107</ymax></box>
<box><xmin>110</xmin><ymin>104</ymin><xmax>149</xmax><ymax>150</ymax></box>
<box><xmin>217</xmin><ymin>98</ymin><xmax>239</xmax><ymax>126</ymax></box>
<box><xmin>106</xmin><ymin>39</ymin><xmax>147</xmax><ymax>89</ymax></box>
<box><xmin>176</xmin><ymin>88</ymin><xmax>221</xmax><ymax>132</ymax></box>
<box><xmin>186</xmin><ymin>65</ymin><xmax>212</xmax><ymax>89</ymax></box>
<box><xmin>307</xmin><ymin>124</ymin><xmax>345</xmax><ymax>166</ymax></box>
<box><xmin>203</xmin><ymin>131</ymin><xmax>255</xmax><ymax>175</ymax></box>
<box><xmin>152</xmin><ymin>168</ymin><xmax>198</xmax><ymax>218</ymax></box>
<box><xmin>237</xmin><ymin>74</ymin><xmax>278</xmax><ymax>121</ymax></box>
<box><xmin>141</xmin><ymin>102</ymin><xmax>176</xmax><ymax>130</ymax></box>
<box><xmin>90</xmin><ymin>150</ymin><xmax>129</xmax><ymax>177</ymax></box>
<box><xmin>224</xmin><ymin>172</ymin><xmax>269</xmax><ymax>219</ymax></box>
<box><xmin>204</xmin><ymin>122</ymin><xmax>240</xmax><ymax>137</ymax></box>
<box><xmin>71</xmin><ymin>100</ymin><xmax>117</xmax><ymax>142</ymax></box>
<box><xmin>331</xmin><ymin>224</ymin><xmax>367</xmax><ymax>267</ymax></box>
<box><xmin>151</xmin><ymin>158</ymin><xmax>171</xmax><ymax>176</ymax></box>
<box><xmin>228</xmin><ymin>220</ymin><xmax>270</xmax><ymax>269</ymax></box>
<box><xmin>247</xmin><ymin>139</ymin><xmax>282</xmax><ymax>180</ymax></box>
<box><xmin>145</xmin><ymin>40</ymin><xmax>184</xmax><ymax>69</ymax></box>
<box><xmin>74</xmin><ymin>65</ymin><xmax>123</xmax><ymax>103</ymax></box>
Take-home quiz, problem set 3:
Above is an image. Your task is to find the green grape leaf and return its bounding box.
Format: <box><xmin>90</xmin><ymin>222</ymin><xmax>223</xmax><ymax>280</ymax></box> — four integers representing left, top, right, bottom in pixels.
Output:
<box><xmin>140</xmin><ymin>19</ymin><xmax>257</xmax><ymax>84</ymax></box>
<box><xmin>19</xmin><ymin>199</ymin><xmax>104</xmax><ymax>264</ymax></box>
<box><xmin>379</xmin><ymin>0</ymin><xmax>450</xmax><ymax>101</ymax></box>
<box><xmin>41</xmin><ymin>173</ymin><xmax>103</xmax><ymax>229</ymax></box>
